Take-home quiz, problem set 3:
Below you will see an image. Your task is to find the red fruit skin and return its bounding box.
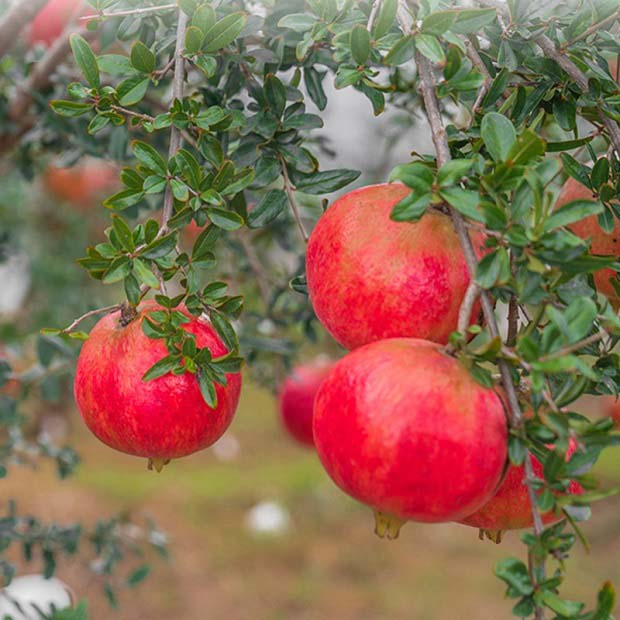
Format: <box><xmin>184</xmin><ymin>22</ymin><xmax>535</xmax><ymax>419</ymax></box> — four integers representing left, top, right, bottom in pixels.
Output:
<box><xmin>557</xmin><ymin>177</ymin><xmax>620</xmax><ymax>308</ymax></box>
<box><xmin>74</xmin><ymin>302</ymin><xmax>241</xmax><ymax>460</ymax></box>
<box><xmin>313</xmin><ymin>338</ymin><xmax>508</xmax><ymax>523</ymax></box>
<box><xmin>277</xmin><ymin>359</ymin><xmax>333</xmax><ymax>447</ymax></box>
<box><xmin>44</xmin><ymin>160</ymin><xmax>119</xmax><ymax>210</ymax></box>
<box><xmin>460</xmin><ymin>452</ymin><xmax>583</xmax><ymax>533</ymax></box>
<box><xmin>306</xmin><ymin>183</ymin><xmax>482</xmax><ymax>349</ymax></box>
<box><xmin>28</xmin><ymin>0</ymin><xmax>84</xmax><ymax>46</ymax></box>
<box><xmin>603</xmin><ymin>396</ymin><xmax>620</xmax><ymax>427</ymax></box>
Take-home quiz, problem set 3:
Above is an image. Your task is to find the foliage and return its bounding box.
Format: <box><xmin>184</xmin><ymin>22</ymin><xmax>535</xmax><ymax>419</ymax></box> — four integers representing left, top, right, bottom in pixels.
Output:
<box><xmin>1</xmin><ymin>0</ymin><xmax>620</xmax><ymax>618</ymax></box>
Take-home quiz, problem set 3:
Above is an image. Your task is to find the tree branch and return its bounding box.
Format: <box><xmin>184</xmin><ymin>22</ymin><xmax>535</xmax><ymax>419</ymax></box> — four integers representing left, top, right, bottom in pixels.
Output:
<box><xmin>457</xmin><ymin>281</ymin><xmax>481</xmax><ymax>334</ymax></box>
<box><xmin>367</xmin><ymin>0</ymin><xmax>383</xmax><ymax>30</ymax></box>
<box><xmin>0</xmin><ymin>0</ymin><xmax>48</xmax><ymax>57</ymax></box>
<box><xmin>560</xmin><ymin>9</ymin><xmax>620</xmax><ymax>50</ymax></box>
<box><xmin>81</xmin><ymin>4</ymin><xmax>177</xmax><ymax>21</ymax></box>
<box><xmin>538</xmin><ymin>331</ymin><xmax>607</xmax><ymax>362</ymax></box>
<box><xmin>160</xmin><ymin>9</ymin><xmax>189</xmax><ymax>233</ymax></box>
<box><xmin>462</xmin><ymin>35</ymin><xmax>492</xmax><ymax>125</ymax></box>
<box><xmin>60</xmin><ymin>304</ymin><xmax>121</xmax><ymax>334</ymax></box>
<box><xmin>536</xmin><ymin>34</ymin><xmax>620</xmax><ymax>157</ymax></box>
<box><xmin>278</xmin><ymin>154</ymin><xmax>309</xmax><ymax>243</ymax></box>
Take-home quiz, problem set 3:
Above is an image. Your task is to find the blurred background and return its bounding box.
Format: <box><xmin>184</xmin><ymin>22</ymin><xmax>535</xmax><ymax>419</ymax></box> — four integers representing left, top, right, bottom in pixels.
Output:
<box><xmin>1</xmin><ymin>3</ymin><xmax>619</xmax><ymax>617</ymax></box>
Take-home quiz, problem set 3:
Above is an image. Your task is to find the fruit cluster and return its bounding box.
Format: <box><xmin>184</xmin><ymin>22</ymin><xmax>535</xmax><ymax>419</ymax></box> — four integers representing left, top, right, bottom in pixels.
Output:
<box><xmin>280</xmin><ymin>182</ymin><xmax>596</xmax><ymax>540</ymax></box>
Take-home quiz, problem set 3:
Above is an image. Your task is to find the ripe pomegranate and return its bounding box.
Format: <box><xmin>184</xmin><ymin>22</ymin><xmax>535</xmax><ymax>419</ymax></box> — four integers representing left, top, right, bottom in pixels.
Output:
<box><xmin>556</xmin><ymin>177</ymin><xmax>620</xmax><ymax>308</ymax></box>
<box><xmin>603</xmin><ymin>396</ymin><xmax>620</xmax><ymax>427</ymax></box>
<box><xmin>74</xmin><ymin>301</ymin><xmax>242</xmax><ymax>470</ymax></box>
<box><xmin>313</xmin><ymin>338</ymin><xmax>508</xmax><ymax>538</ymax></box>
<box><xmin>306</xmin><ymin>183</ymin><xmax>483</xmax><ymax>349</ymax></box>
<box><xmin>461</xmin><ymin>445</ymin><xmax>583</xmax><ymax>542</ymax></box>
<box><xmin>28</xmin><ymin>0</ymin><xmax>85</xmax><ymax>47</ymax></box>
<box><xmin>277</xmin><ymin>357</ymin><xmax>334</xmax><ymax>447</ymax></box>
<box><xmin>43</xmin><ymin>158</ymin><xmax>119</xmax><ymax>210</ymax></box>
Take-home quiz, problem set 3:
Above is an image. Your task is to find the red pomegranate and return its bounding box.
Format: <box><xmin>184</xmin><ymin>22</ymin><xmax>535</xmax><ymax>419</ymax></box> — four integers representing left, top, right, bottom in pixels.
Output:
<box><xmin>43</xmin><ymin>158</ymin><xmax>119</xmax><ymax>211</ymax></box>
<box><xmin>28</xmin><ymin>0</ymin><xmax>85</xmax><ymax>47</ymax></box>
<box><xmin>461</xmin><ymin>445</ymin><xmax>583</xmax><ymax>542</ymax></box>
<box><xmin>603</xmin><ymin>396</ymin><xmax>620</xmax><ymax>427</ymax></box>
<box><xmin>313</xmin><ymin>338</ymin><xmax>508</xmax><ymax>538</ymax></box>
<box><xmin>306</xmin><ymin>183</ymin><xmax>483</xmax><ymax>349</ymax></box>
<box><xmin>556</xmin><ymin>176</ymin><xmax>620</xmax><ymax>308</ymax></box>
<box><xmin>277</xmin><ymin>357</ymin><xmax>334</xmax><ymax>447</ymax></box>
<box><xmin>74</xmin><ymin>301</ymin><xmax>242</xmax><ymax>470</ymax></box>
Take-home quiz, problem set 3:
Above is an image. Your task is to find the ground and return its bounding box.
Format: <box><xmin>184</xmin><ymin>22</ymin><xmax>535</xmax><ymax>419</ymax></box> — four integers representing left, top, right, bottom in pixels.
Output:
<box><xmin>4</xmin><ymin>383</ymin><xmax>619</xmax><ymax>619</ymax></box>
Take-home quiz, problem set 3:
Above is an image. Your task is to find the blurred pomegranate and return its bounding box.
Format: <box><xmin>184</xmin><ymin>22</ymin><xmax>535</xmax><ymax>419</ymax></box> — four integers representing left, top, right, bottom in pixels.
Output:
<box><xmin>28</xmin><ymin>0</ymin><xmax>86</xmax><ymax>47</ymax></box>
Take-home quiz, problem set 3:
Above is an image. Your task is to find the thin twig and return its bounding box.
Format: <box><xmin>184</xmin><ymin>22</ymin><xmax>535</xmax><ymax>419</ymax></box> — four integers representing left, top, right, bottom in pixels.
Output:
<box><xmin>457</xmin><ymin>281</ymin><xmax>481</xmax><ymax>334</ymax></box>
<box><xmin>80</xmin><ymin>3</ymin><xmax>177</xmax><ymax>21</ymax></box>
<box><xmin>0</xmin><ymin>0</ymin><xmax>48</xmax><ymax>57</ymax></box>
<box><xmin>60</xmin><ymin>304</ymin><xmax>120</xmax><ymax>334</ymax></box>
<box><xmin>560</xmin><ymin>9</ymin><xmax>620</xmax><ymax>50</ymax></box>
<box><xmin>160</xmin><ymin>9</ymin><xmax>189</xmax><ymax>233</ymax></box>
<box><xmin>538</xmin><ymin>331</ymin><xmax>607</xmax><ymax>362</ymax></box>
<box><xmin>462</xmin><ymin>35</ymin><xmax>492</xmax><ymax>125</ymax></box>
<box><xmin>278</xmin><ymin>155</ymin><xmax>309</xmax><ymax>243</ymax></box>
<box><xmin>536</xmin><ymin>34</ymin><xmax>620</xmax><ymax>157</ymax></box>
<box><xmin>507</xmin><ymin>295</ymin><xmax>519</xmax><ymax>346</ymax></box>
<box><xmin>367</xmin><ymin>0</ymin><xmax>383</xmax><ymax>30</ymax></box>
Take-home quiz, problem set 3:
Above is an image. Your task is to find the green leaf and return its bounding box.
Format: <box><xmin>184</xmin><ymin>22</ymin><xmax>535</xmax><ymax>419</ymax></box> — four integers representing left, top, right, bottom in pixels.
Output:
<box><xmin>143</xmin><ymin>175</ymin><xmax>167</xmax><ymax>194</ymax></box>
<box><xmin>50</xmin><ymin>100</ymin><xmax>93</xmax><ymax>117</ymax></box>
<box><xmin>203</xmin><ymin>12</ymin><xmax>247</xmax><ymax>53</ymax></box>
<box><xmin>414</xmin><ymin>33</ymin><xmax>445</xmax><ymax>65</ymax></box>
<box><xmin>117</xmin><ymin>75</ymin><xmax>150</xmax><ymax>106</ymax></box>
<box><xmin>476</xmin><ymin>248</ymin><xmax>510</xmax><ymax>288</ymax></box>
<box><xmin>437</xmin><ymin>159</ymin><xmax>474</xmax><ymax>186</ymax></box>
<box><xmin>210</xmin><ymin>310</ymin><xmax>238</xmax><ymax>350</ymax></box>
<box><xmin>142</xmin><ymin>354</ymin><xmax>180</xmax><ymax>381</ymax></box>
<box><xmin>133</xmin><ymin>258</ymin><xmax>160</xmax><ymax>289</ymax></box>
<box><xmin>591</xmin><ymin>157</ymin><xmax>610</xmax><ymax>188</ymax></box>
<box><xmin>293</xmin><ymin>168</ymin><xmax>361</xmax><ymax>194</ymax></box>
<box><xmin>70</xmin><ymin>34</ymin><xmax>100</xmax><ymax>88</ymax></box>
<box><xmin>422</xmin><ymin>11</ymin><xmax>457</xmax><ymax>36</ymax></box>
<box><xmin>130</xmin><ymin>41</ymin><xmax>155</xmax><ymax>73</ymax></box>
<box><xmin>481</xmin><ymin>112</ymin><xmax>516</xmax><ymax>161</ymax></box>
<box><xmin>304</xmin><ymin>67</ymin><xmax>327</xmax><ymax>110</ymax></box>
<box><xmin>440</xmin><ymin>187</ymin><xmax>484</xmax><ymax>222</ymax></box>
<box><xmin>494</xmin><ymin>558</ymin><xmax>533</xmax><ymax>596</ymax></box>
<box><xmin>506</xmin><ymin>129</ymin><xmax>545</xmax><ymax>165</ymax></box>
<box><xmin>132</xmin><ymin>141</ymin><xmax>167</xmax><ymax>176</ymax></box>
<box><xmin>185</xmin><ymin>25</ymin><xmax>206</xmax><ymax>55</ymax></box>
<box><xmin>98</xmin><ymin>53</ymin><xmax>134</xmax><ymax>75</ymax></box>
<box><xmin>385</xmin><ymin>34</ymin><xmax>415</xmax><ymax>65</ymax></box>
<box><xmin>87</xmin><ymin>114</ymin><xmax>110</xmax><ymax>135</ymax></box>
<box><xmin>247</xmin><ymin>189</ymin><xmax>288</xmax><ymax>228</ymax></box>
<box><xmin>265</xmin><ymin>74</ymin><xmax>286</xmax><ymax>118</ymax></box>
<box><xmin>102</xmin><ymin>256</ymin><xmax>132</xmax><ymax>284</ymax></box>
<box><xmin>111</xmin><ymin>215</ymin><xmax>135</xmax><ymax>251</ymax></box>
<box><xmin>140</xmin><ymin>233</ymin><xmax>177</xmax><ymax>259</ymax></box>
<box><xmin>350</xmin><ymin>24</ymin><xmax>371</xmax><ymax>65</ymax></box>
<box><xmin>277</xmin><ymin>13</ymin><xmax>316</xmax><ymax>32</ymax></box>
<box><xmin>194</xmin><ymin>54</ymin><xmax>217</xmax><ymax>78</ymax></box>
<box><xmin>544</xmin><ymin>199</ymin><xmax>602</xmax><ymax>232</ymax></box>
<box><xmin>539</xmin><ymin>591</ymin><xmax>584</xmax><ymax>616</ymax></box>
<box><xmin>373</xmin><ymin>0</ymin><xmax>397</xmax><ymax>39</ymax></box>
<box><xmin>207</xmin><ymin>208</ymin><xmax>244</xmax><ymax>230</ymax></box>
<box><xmin>389</xmin><ymin>162</ymin><xmax>434</xmax><ymax>192</ymax></box>
<box><xmin>198</xmin><ymin>370</ymin><xmax>218</xmax><ymax>408</ymax></box>
<box><xmin>126</xmin><ymin>564</ymin><xmax>151</xmax><ymax>587</ymax></box>
<box><xmin>390</xmin><ymin>192</ymin><xmax>431</xmax><ymax>222</ymax></box>
<box><xmin>593</xmin><ymin>582</ymin><xmax>615</xmax><ymax>620</ymax></box>
<box><xmin>450</xmin><ymin>8</ymin><xmax>496</xmax><ymax>34</ymax></box>
<box><xmin>192</xmin><ymin>4</ymin><xmax>216</xmax><ymax>33</ymax></box>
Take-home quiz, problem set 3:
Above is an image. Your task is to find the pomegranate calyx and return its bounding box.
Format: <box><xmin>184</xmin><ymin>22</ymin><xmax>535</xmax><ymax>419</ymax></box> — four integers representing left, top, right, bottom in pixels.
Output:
<box><xmin>478</xmin><ymin>528</ymin><xmax>504</xmax><ymax>544</ymax></box>
<box><xmin>147</xmin><ymin>458</ymin><xmax>171</xmax><ymax>473</ymax></box>
<box><xmin>373</xmin><ymin>510</ymin><xmax>406</xmax><ymax>540</ymax></box>
<box><xmin>119</xmin><ymin>301</ymin><xmax>139</xmax><ymax>327</ymax></box>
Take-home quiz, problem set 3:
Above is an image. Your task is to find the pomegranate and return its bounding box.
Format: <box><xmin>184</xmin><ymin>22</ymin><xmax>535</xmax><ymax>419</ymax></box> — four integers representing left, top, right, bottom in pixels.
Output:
<box><xmin>461</xmin><ymin>447</ymin><xmax>583</xmax><ymax>542</ymax></box>
<box><xmin>74</xmin><ymin>301</ymin><xmax>241</xmax><ymax>470</ymax></box>
<box><xmin>313</xmin><ymin>338</ymin><xmax>508</xmax><ymax>538</ymax></box>
<box><xmin>603</xmin><ymin>396</ymin><xmax>620</xmax><ymax>427</ymax></box>
<box><xmin>556</xmin><ymin>177</ymin><xmax>620</xmax><ymax>308</ymax></box>
<box><xmin>28</xmin><ymin>0</ymin><xmax>85</xmax><ymax>47</ymax></box>
<box><xmin>306</xmin><ymin>183</ymin><xmax>483</xmax><ymax>349</ymax></box>
<box><xmin>43</xmin><ymin>158</ymin><xmax>119</xmax><ymax>210</ymax></box>
<box><xmin>277</xmin><ymin>357</ymin><xmax>334</xmax><ymax>447</ymax></box>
